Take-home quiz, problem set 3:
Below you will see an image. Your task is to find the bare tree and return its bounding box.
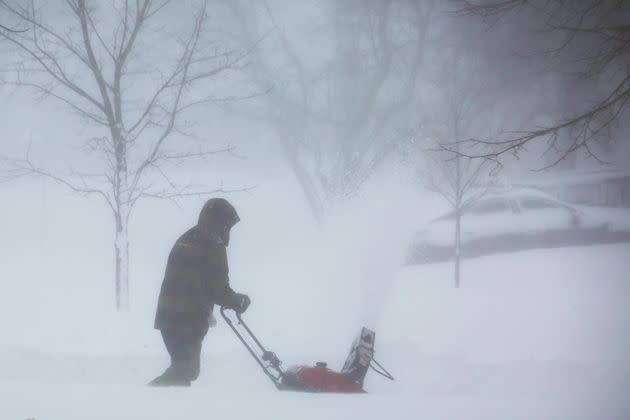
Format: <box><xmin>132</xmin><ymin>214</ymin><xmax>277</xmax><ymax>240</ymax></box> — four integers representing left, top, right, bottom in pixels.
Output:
<box><xmin>224</xmin><ymin>0</ymin><xmax>434</xmax><ymax>220</ymax></box>
<box><xmin>0</xmin><ymin>0</ymin><xmax>247</xmax><ymax>310</ymax></box>
<box><xmin>451</xmin><ymin>0</ymin><xmax>630</xmax><ymax>167</ymax></box>
<box><xmin>0</xmin><ymin>23</ymin><xmax>25</xmax><ymax>32</ymax></box>
<box><xmin>422</xmin><ymin>152</ymin><xmax>491</xmax><ymax>288</ymax></box>
<box><xmin>416</xmin><ymin>48</ymin><xmax>496</xmax><ymax>288</ymax></box>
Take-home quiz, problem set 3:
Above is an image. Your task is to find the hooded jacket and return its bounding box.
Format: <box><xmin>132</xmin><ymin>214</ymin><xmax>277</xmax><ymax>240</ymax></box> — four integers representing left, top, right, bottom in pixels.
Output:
<box><xmin>154</xmin><ymin>199</ymin><xmax>240</xmax><ymax>331</ymax></box>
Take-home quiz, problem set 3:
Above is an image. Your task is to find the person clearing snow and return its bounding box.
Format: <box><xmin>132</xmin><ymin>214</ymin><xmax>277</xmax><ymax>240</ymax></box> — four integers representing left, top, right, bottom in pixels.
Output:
<box><xmin>149</xmin><ymin>198</ymin><xmax>251</xmax><ymax>387</ymax></box>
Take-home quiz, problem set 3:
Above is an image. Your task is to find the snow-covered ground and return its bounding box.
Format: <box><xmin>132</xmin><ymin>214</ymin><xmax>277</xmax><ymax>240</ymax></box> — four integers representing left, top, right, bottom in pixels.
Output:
<box><xmin>2</xmin><ymin>241</ymin><xmax>629</xmax><ymax>419</ymax></box>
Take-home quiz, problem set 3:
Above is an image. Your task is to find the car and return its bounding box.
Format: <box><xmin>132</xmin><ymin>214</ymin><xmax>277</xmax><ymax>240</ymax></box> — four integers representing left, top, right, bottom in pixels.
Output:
<box><xmin>407</xmin><ymin>188</ymin><xmax>630</xmax><ymax>264</ymax></box>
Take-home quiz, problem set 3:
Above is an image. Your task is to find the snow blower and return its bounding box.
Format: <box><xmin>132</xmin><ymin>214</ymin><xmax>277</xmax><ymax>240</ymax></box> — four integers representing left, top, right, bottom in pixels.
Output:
<box><xmin>220</xmin><ymin>307</ymin><xmax>394</xmax><ymax>393</ymax></box>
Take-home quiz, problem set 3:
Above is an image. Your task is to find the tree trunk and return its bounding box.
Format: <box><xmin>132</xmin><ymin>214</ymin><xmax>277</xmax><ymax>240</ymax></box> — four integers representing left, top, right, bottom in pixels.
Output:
<box><xmin>39</xmin><ymin>178</ymin><xmax>48</xmax><ymax>269</ymax></box>
<box><xmin>111</xmin><ymin>122</ymin><xmax>130</xmax><ymax>310</ymax></box>
<box><xmin>295</xmin><ymin>166</ymin><xmax>324</xmax><ymax>223</ymax></box>
<box><xmin>278</xmin><ymin>130</ymin><xmax>325</xmax><ymax>223</ymax></box>
<box><xmin>454</xmin><ymin>208</ymin><xmax>461</xmax><ymax>288</ymax></box>
<box><xmin>454</xmin><ymin>107</ymin><xmax>462</xmax><ymax>289</ymax></box>
<box><xmin>113</xmin><ymin>131</ymin><xmax>130</xmax><ymax>311</ymax></box>
<box><xmin>114</xmin><ymin>213</ymin><xmax>130</xmax><ymax>311</ymax></box>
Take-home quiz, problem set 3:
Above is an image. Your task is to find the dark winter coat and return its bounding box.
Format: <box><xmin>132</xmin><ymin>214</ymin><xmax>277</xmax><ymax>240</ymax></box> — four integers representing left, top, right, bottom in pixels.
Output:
<box><xmin>154</xmin><ymin>203</ymin><xmax>240</xmax><ymax>332</ymax></box>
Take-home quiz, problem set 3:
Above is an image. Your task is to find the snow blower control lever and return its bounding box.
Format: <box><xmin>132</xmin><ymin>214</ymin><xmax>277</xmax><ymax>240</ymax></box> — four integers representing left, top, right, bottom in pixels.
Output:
<box><xmin>220</xmin><ymin>307</ymin><xmax>394</xmax><ymax>393</ymax></box>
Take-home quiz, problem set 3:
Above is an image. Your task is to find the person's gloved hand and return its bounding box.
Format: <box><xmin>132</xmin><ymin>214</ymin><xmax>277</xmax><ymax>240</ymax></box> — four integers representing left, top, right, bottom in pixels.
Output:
<box><xmin>233</xmin><ymin>293</ymin><xmax>251</xmax><ymax>314</ymax></box>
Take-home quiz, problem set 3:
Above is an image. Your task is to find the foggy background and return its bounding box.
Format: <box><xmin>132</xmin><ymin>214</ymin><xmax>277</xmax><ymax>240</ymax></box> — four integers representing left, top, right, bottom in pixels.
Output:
<box><xmin>1</xmin><ymin>1</ymin><xmax>629</xmax><ymax>419</ymax></box>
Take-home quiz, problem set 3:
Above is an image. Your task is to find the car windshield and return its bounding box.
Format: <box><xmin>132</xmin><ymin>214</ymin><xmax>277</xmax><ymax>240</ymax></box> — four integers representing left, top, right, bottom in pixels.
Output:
<box><xmin>467</xmin><ymin>199</ymin><xmax>511</xmax><ymax>215</ymax></box>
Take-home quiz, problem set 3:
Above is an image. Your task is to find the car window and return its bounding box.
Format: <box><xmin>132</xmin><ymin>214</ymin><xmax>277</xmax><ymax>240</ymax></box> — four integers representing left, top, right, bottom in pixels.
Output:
<box><xmin>434</xmin><ymin>211</ymin><xmax>456</xmax><ymax>221</ymax></box>
<box><xmin>468</xmin><ymin>199</ymin><xmax>510</xmax><ymax>215</ymax></box>
<box><xmin>519</xmin><ymin>197</ymin><xmax>561</xmax><ymax>210</ymax></box>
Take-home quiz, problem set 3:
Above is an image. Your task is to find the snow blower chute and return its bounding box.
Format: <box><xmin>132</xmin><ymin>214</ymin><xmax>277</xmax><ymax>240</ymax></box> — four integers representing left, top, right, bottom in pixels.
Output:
<box><xmin>220</xmin><ymin>307</ymin><xmax>394</xmax><ymax>393</ymax></box>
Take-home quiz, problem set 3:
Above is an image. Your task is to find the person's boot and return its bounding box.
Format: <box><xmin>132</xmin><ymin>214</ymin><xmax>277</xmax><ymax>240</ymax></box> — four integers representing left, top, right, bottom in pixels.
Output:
<box><xmin>147</xmin><ymin>365</ymin><xmax>191</xmax><ymax>387</ymax></box>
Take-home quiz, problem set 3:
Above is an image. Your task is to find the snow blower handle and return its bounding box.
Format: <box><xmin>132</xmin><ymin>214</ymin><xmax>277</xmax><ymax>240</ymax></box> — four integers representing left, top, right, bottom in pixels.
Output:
<box><xmin>220</xmin><ymin>307</ymin><xmax>284</xmax><ymax>389</ymax></box>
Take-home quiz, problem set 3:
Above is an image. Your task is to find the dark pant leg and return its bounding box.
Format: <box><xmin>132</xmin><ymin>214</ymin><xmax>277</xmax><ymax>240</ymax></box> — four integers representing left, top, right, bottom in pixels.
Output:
<box><xmin>161</xmin><ymin>328</ymin><xmax>207</xmax><ymax>382</ymax></box>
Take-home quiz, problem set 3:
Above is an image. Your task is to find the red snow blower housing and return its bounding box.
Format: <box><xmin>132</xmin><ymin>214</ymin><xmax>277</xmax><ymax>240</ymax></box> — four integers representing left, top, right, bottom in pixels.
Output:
<box><xmin>220</xmin><ymin>308</ymin><xmax>394</xmax><ymax>393</ymax></box>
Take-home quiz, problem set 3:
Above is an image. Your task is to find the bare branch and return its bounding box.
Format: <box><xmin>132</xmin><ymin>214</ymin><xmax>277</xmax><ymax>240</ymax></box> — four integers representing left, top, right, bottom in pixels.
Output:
<box><xmin>3</xmin><ymin>80</ymin><xmax>109</xmax><ymax>125</ymax></box>
<box><xmin>71</xmin><ymin>0</ymin><xmax>115</xmax><ymax>124</ymax></box>
<box><xmin>138</xmin><ymin>185</ymin><xmax>255</xmax><ymax>201</ymax></box>
<box><xmin>0</xmin><ymin>22</ymin><xmax>27</xmax><ymax>32</ymax></box>
<box><xmin>449</xmin><ymin>70</ymin><xmax>630</xmax><ymax>165</ymax></box>
<box><xmin>451</xmin><ymin>0</ymin><xmax>527</xmax><ymax>17</ymax></box>
<box><xmin>0</xmin><ymin>23</ymin><xmax>106</xmax><ymax>112</ymax></box>
<box><xmin>452</xmin><ymin>0</ymin><xmax>630</xmax><ymax>168</ymax></box>
<box><xmin>3</xmin><ymin>152</ymin><xmax>116</xmax><ymax>213</ymax></box>
<box><xmin>128</xmin><ymin>1</ymin><xmax>206</xmax><ymax>192</ymax></box>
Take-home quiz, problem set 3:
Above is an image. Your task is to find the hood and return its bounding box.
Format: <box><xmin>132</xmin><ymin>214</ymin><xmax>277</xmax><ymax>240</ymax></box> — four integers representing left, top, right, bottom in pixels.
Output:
<box><xmin>198</xmin><ymin>198</ymin><xmax>240</xmax><ymax>245</ymax></box>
